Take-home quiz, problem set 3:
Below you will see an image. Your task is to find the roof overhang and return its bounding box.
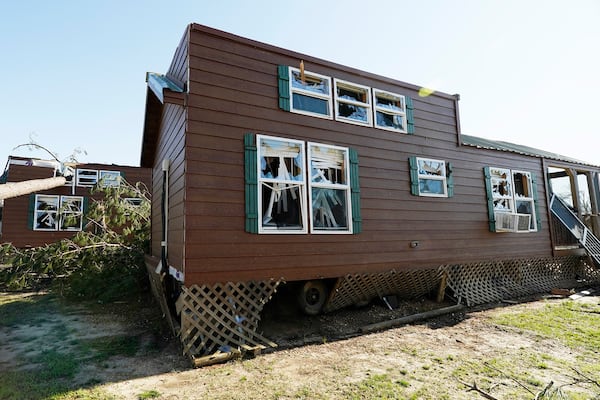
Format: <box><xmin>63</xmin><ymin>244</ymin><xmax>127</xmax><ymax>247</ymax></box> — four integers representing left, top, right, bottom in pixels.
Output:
<box><xmin>140</xmin><ymin>73</ymin><xmax>186</xmax><ymax>167</ymax></box>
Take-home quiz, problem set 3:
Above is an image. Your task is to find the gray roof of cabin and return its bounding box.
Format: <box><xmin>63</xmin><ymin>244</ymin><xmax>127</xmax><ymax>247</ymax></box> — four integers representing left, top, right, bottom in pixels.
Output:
<box><xmin>461</xmin><ymin>134</ymin><xmax>598</xmax><ymax>167</ymax></box>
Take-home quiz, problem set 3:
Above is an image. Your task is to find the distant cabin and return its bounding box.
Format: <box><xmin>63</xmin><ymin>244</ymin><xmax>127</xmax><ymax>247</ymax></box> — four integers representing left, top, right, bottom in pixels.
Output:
<box><xmin>140</xmin><ymin>23</ymin><xmax>600</xmax><ymax>358</ymax></box>
<box><xmin>0</xmin><ymin>156</ymin><xmax>151</xmax><ymax>248</ymax></box>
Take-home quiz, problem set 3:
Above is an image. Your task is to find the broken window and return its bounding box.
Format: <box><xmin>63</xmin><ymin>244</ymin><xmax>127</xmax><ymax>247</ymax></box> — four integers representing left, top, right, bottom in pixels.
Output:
<box><xmin>76</xmin><ymin>169</ymin><xmax>99</xmax><ymax>187</ymax></box>
<box><xmin>485</xmin><ymin>167</ymin><xmax>539</xmax><ymax>233</ymax></box>
<box><xmin>513</xmin><ymin>171</ymin><xmax>536</xmax><ymax>230</ymax></box>
<box><xmin>34</xmin><ymin>195</ymin><xmax>60</xmax><ymax>231</ymax></box>
<box><xmin>59</xmin><ymin>196</ymin><xmax>84</xmax><ymax>231</ymax></box>
<box><xmin>258</xmin><ymin>135</ymin><xmax>307</xmax><ymax>233</ymax></box>
<box><xmin>99</xmin><ymin>170</ymin><xmax>121</xmax><ymax>188</ymax></box>
<box><xmin>373</xmin><ymin>89</ymin><xmax>407</xmax><ymax>133</ymax></box>
<box><xmin>334</xmin><ymin>79</ymin><xmax>372</xmax><ymax>126</ymax></box>
<box><xmin>308</xmin><ymin>143</ymin><xmax>351</xmax><ymax>233</ymax></box>
<box><xmin>289</xmin><ymin>67</ymin><xmax>332</xmax><ymax>118</ymax></box>
<box><xmin>416</xmin><ymin>157</ymin><xmax>447</xmax><ymax>197</ymax></box>
<box><xmin>33</xmin><ymin>195</ymin><xmax>84</xmax><ymax>231</ymax></box>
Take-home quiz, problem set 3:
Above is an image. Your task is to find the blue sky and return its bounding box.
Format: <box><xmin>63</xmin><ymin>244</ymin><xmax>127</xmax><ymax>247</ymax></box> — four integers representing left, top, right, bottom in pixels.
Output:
<box><xmin>1</xmin><ymin>0</ymin><xmax>598</xmax><ymax>167</ymax></box>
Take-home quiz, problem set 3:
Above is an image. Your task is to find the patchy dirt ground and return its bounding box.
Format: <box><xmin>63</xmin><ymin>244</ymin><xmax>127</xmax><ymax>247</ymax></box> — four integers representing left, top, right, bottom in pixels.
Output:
<box><xmin>1</xmin><ymin>287</ymin><xmax>600</xmax><ymax>399</ymax></box>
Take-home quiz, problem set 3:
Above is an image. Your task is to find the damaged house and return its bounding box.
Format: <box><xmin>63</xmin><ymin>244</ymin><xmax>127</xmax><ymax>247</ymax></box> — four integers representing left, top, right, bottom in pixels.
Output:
<box><xmin>140</xmin><ymin>23</ymin><xmax>600</xmax><ymax>359</ymax></box>
<box><xmin>0</xmin><ymin>156</ymin><xmax>151</xmax><ymax>248</ymax></box>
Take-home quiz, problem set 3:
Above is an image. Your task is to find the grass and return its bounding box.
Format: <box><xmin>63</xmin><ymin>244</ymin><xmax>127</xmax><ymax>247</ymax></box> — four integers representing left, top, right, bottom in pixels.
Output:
<box><xmin>0</xmin><ymin>293</ymin><xmax>159</xmax><ymax>400</ymax></box>
<box><xmin>493</xmin><ymin>300</ymin><xmax>600</xmax><ymax>351</ymax></box>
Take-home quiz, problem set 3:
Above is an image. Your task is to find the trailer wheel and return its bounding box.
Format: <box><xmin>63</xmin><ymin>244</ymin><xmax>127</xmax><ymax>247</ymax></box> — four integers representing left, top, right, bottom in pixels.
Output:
<box><xmin>298</xmin><ymin>280</ymin><xmax>328</xmax><ymax>315</ymax></box>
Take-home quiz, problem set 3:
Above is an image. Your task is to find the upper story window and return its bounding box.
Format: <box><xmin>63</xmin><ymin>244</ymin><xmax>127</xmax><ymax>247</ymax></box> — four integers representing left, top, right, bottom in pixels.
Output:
<box><xmin>484</xmin><ymin>166</ymin><xmax>539</xmax><ymax>233</ymax></box>
<box><xmin>76</xmin><ymin>169</ymin><xmax>99</xmax><ymax>187</ymax></box>
<box><xmin>334</xmin><ymin>79</ymin><xmax>372</xmax><ymax>126</ymax></box>
<box><xmin>33</xmin><ymin>195</ymin><xmax>84</xmax><ymax>231</ymax></box>
<box><xmin>308</xmin><ymin>143</ymin><xmax>351</xmax><ymax>233</ymax></box>
<box><xmin>289</xmin><ymin>67</ymin><xmax>333</xmax><ymax>119</ymax></box>
<box><xmin>257</xmin><ymin>135</ymin><xmax>307</xmax><ymax>233</ymax></box>
<box><xmin>278</xmin><ymin>65</ymin><xmax>414</xmax><ymax>133</ymax></box>
<box><xmin>99</xmin><ymin>170</ymin><xmax>121</xmax><ymax>188</ymax></box>
<box><xmin>373</xmin><ymin>89</ymin><xmax>407</xmax><ymax>133</ymax></box>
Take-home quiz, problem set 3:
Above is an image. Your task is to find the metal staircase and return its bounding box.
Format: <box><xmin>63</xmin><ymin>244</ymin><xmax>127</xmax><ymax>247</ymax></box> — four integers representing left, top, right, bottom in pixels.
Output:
<box><xmin>550</xmin><ymin>194</ymin><xmax>600</xmax><ymax>268</ymax></box>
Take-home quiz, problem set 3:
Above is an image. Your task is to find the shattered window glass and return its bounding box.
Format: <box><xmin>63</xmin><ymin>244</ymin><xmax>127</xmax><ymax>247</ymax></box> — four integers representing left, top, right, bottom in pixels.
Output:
<box><xmin>308</xmin><ymin>143</ymin><xmax>351</xmax><ymax>232</ymax></box>
<box><xmin>289</xmin><ymin>67</ymin><xmax>332</xmax><ymax>118</ymax></box>
<box><xmin>76</xmin><ymin>169</ymin><xmax>99</xmax><ymax>187</ymax></box>
<box><xmin>416</xmin><ymin>158</ymin><xmax>447</xmax><ymax>197</ymax></box>
<box><xmin>487</xmin><ymin>167</ymin><xmax>537</xmax><ymax>232</ymax></box>
<box><xmin>489</xmin><ymin>167</ymin><xmax>513</xmax><ymax>212</ymax></box>
<box><xmin>258</xmin><ymin>136</ymin><xmax>306</xmax><ymax>232</ymax></box>
<box><xmin>373</xmin><ymin>89</ymin><xmax>407</xmax><ymax>132</ymax></box>
<box><xmin>334</xmin><ymin>80</ymin><xmax>371</xmax><ymax>126</ymax></box>
<box><xmin>34</xmin><ymin>195</ymin><xmax>59</xmax><ymax>231</ymax></box>
<box><xmin>34</xmin><ymin>195</ymin><xmax>84</xmax><ymax>232</ymax></box>
<box><xmin>60</xmin><ymin>196</ymin><xmax>84</xmax><ymax>231</ymax></box>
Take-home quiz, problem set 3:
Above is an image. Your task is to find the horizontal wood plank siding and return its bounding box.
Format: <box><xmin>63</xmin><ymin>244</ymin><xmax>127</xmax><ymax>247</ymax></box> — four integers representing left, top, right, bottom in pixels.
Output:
<box><xmin>179</xmin><ymin>24</ymin><xmax>554</xmax><ymax>285</ymax></box>
<box><xmin>149</xmin><ymin>102</ymin><xmax>186</xmax><ymax>274</ymax></box>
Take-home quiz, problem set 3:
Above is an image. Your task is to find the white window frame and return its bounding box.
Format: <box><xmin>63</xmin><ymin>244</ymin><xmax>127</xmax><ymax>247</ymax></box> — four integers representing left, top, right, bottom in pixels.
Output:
<box><xmin>257</xmin><ymin>135</ymin><xmax>308</xmax><ymax>234</ymax></box>
<box><xmin>489</xmin><ymin>167</ymin><xmax>514</xmax><ymax>213</ymax></box>
<box><xmin>76</xmin><ymin>169</ymin><xmax>99</xmax><ymax>187</ymax></box>
<box><xmin>333</xmin><ymin>79</ymin><xmax>372</xmax><ymax>127</ymax></box>
<box><xmin>372</xmin><ymin>88</ymin><xmax>408</xmax><ymax>133</ymax></box>
<box><xmin>489</xmin><ymin>166</ymin><xmax>538</xmax><ymax>233</ymax></box>
<box><xmin>308</xmin><ymin>142</ymin><xmax>352</xmax><ymax>234</ymax></box>
<box><xmin>33</xmin><ymin>195</ymin><xmax>60</xmax><ymax>231</ymax></box>
<box><xmin>123</xmin><ymin>198</ymin><xmax>143</xmax><ymax>207</ymax></box>
<box><xmin>33</xmin><ymin>195</ymin><xmax>84</xmax><ymax>231</ymax></box>
<box><xmin>416</xmin><ymin>157</ymin><xmax>447</xmax><ymax>198</ymax></box>
<box><xmin>59</xmin><ymin>196</ymin><xmax>84</xmax><ymax>231</ymax></box>
<box><xmin>288</xmin><ymin>67</ymin><xmax>333</xmax><ymax>119</ymax></box>
<box><xmin>512</xmin><ymin>170</ymin><xmax>537</xmax><ymax>232</ymax></box>
<box><xmin>99</xmin><ymin>170</ymin><xmax>121</xmax><ymax>188</ymax></box>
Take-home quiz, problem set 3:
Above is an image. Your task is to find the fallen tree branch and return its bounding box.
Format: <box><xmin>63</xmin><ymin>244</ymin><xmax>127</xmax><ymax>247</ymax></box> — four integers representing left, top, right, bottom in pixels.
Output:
<box><xmin>534</xmin><ymin>381</ymin><xmax>553</xmax><ymax>399</ymax></box>
<box><xmin>571</xmin><ymin>367</ymin><xmax>600</xmax><ymax>389</ymax></box>
<box><xmin>457</xmin><ymin>379</ymin><xmax>499</xmax><ymax>400</ymax></box>
<box><xmin>483</xmin><ymin>361</ymin><xmax>535</xmax><ymax>396</ymax></box>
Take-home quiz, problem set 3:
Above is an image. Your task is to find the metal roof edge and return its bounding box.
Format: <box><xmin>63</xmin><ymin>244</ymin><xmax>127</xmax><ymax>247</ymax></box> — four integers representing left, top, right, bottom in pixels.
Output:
<box><xmin>146</xmin><ymin>72</ymin><xmax>184</xmax><ymax>104</ymax></box>
<box><xmin>461</xmin><ymin>134</ymin><xmax>598</xmax><ymax>168</ymax></box>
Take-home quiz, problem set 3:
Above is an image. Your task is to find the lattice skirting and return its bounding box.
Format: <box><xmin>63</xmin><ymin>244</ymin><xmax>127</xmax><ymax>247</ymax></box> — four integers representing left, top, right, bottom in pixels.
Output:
<box><xmin>178</xmin><ymin>280</ymin><xmax>281</xmax><ymax>359</ymax></box>
<box><xmin>443</xmin><ymin>255</ymin><xmax>600</xmax><ymax>306</ymax></box>
<box><xmin>324</xmin><ymin>268</ymin><xmax>443</xmax><ymax>313</ymax></box>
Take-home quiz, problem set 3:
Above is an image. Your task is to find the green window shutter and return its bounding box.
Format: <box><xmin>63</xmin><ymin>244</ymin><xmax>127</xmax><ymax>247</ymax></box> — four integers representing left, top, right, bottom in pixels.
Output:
<box><xmin>349</xmin><ymin>148</ymin><xmax>362</xmax><ymax>234</ymax></box>
<box><xmin>483</xmin><ymin>167</ymin><xmax>496</xmax><ymax>232</ymax></box>
<box><xmin>446</xmin><ymin>162</ymin><xmax>454</xmax><ymax>197</ymax></box>
<box><xmin>408</xmin><ymin>156</ymin><xmax>419</xmax><ymax>196</ymax></box>
<box><xmin>530</xmin><ymin>173</ymin><xmax>542</xmax><ymax>231</ymax></box>
<box><xmin>277</xmin><ymin>65</ymin><xmax>290</xmax><ymax>112</ymax></box>
<box><xmin>244</xmin><ymin>133</ymin><xmax>258</xmax><ymax>233</ymax></box>
<box><xmin>28</xmin><ymin>194</ymin><xmax>36</xmax><ymax>230</ymax></box>
<box><xmin>406</xmin><ymin>96</ymin><xmax>415</xmax><ymax>134</ymax></box>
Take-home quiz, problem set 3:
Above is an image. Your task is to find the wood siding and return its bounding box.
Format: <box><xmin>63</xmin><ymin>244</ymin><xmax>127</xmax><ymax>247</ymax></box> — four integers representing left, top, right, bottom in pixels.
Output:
<box><xmin>167</xmin><ymin>24</ymin><xmax>558</xmax><ymax>285</ymax></box>
<box><xmin>1</xmin><ymin>161</ymin><xmax>151</xmax><ymax>248</ymax></box>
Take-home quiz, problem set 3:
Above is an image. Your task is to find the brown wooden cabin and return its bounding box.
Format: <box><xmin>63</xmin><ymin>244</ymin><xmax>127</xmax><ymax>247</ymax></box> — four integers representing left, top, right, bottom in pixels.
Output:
<box><xmin>140</xmin><ymin>23</ymin><xmax>600</xmax><ymax>333</ymax></box>
<box><xmin>0</xmin><ymin>156</ymin><xmax>151</xmax><ymax>248</ymax></box>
